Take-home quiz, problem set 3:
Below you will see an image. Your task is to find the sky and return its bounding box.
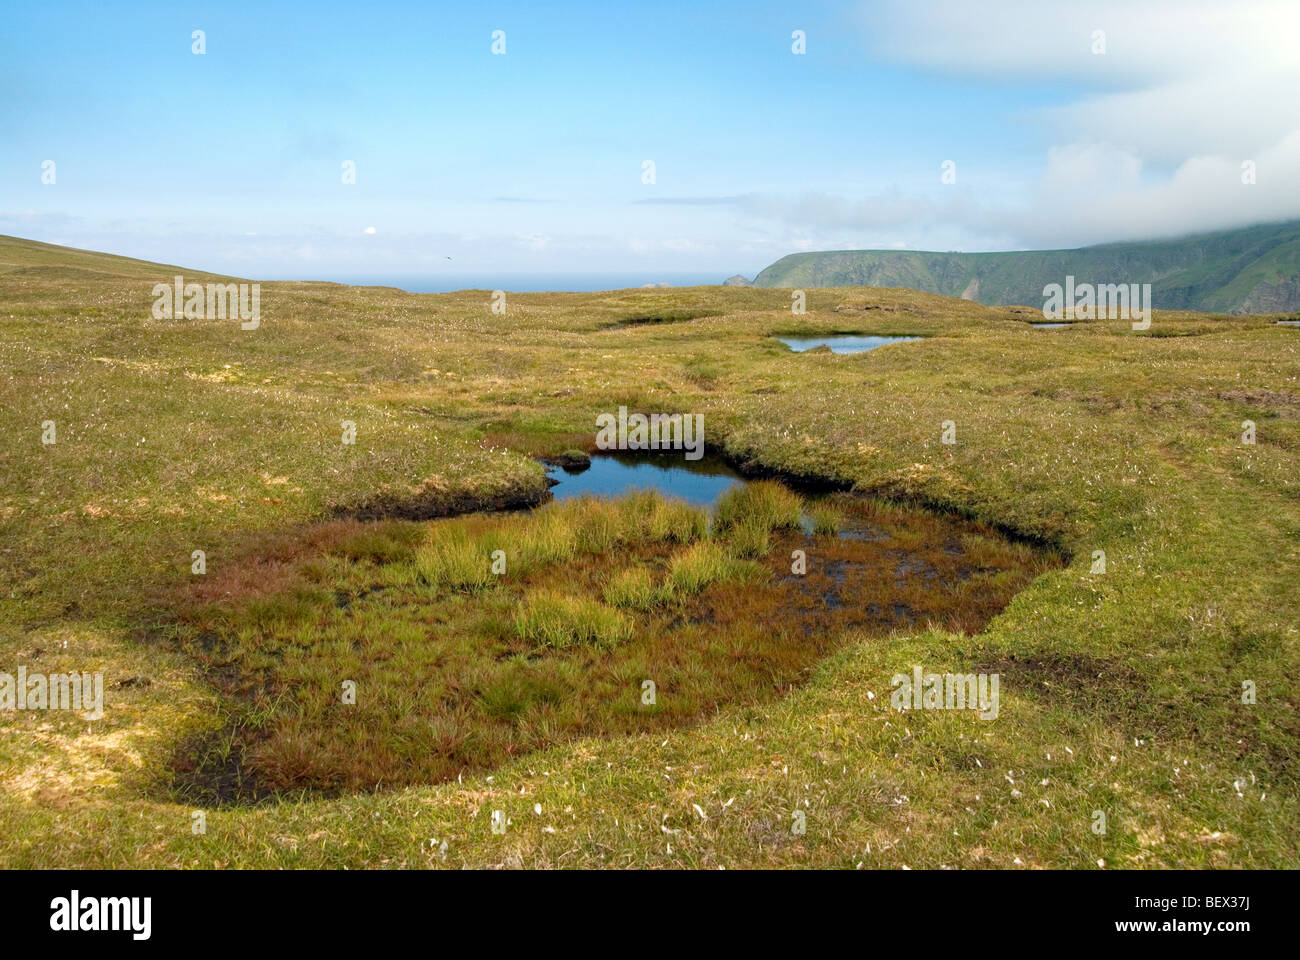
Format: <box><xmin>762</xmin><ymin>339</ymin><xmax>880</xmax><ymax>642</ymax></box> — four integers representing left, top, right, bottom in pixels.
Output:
<box><xmin>2</xmin><ymin>0</ymin><xmax>1299</xmax><ymax>281</ymax></box>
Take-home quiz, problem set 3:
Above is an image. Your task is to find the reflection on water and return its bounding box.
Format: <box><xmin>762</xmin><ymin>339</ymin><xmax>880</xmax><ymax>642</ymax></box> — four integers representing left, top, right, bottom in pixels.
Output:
<box><xmin>777</xmin><ymin>335</ymin><xmax>920</xmax><ymax>354</ymax></box>
<box><xmin>545</xmin><ymin>453</ymin><xmax>896</xmax><ymax>545</ymax></box>
<box><xmin>546</xmin><ymin>452</ymin><xmax>745</xmax><ymax>507</ymax></box>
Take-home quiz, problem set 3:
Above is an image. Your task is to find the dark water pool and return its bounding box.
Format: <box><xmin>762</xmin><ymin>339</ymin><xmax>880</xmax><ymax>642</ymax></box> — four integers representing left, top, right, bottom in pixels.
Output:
<box><xmin>546</xmin><ymin>453</ymin><xmax>892</xmax><ymax>539</ymax></box>
<box><xmin>777</xmin><ymin>335</ymin><xmax>920</xmax><ymax>354</ymax></box>
<box><xmin>546</xmin><ymin>452</ymin><xmax>745</xmax><ymax>507</ymax></box>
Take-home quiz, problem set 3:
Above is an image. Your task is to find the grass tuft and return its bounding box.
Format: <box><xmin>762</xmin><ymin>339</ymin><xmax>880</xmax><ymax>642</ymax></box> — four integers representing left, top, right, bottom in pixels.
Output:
<box><xmin>513</xmin><ymin>589</ymin><xmax>633</xmax><ymax>648</ymax></box>
<box><xmin>714</xmin><ymin>480</ymin><xmax>802</xmax><ymax>534</ymax></box>
<box><xmin>808</xmin><ymin>503</ymin><xmax>841</xmax><ymax>536</ymax></box>
<box><xmin>415</xmin><ymin>525</ymin><xmax>495</xmax><ymax>592</ymax></box>
<box><xmin>659</xmin><ymin>541</ymin><xmax>762</xmax><ymax>600</ymax></box>
<box><xmin>723</xmin><ymin>516</ymin><xmax>771</xmax><ymax>559</ymax></box>
<box><xmin>603</xmin><ymin>566</ymin><xmax>660</xmax><ymax>610</ymax></box>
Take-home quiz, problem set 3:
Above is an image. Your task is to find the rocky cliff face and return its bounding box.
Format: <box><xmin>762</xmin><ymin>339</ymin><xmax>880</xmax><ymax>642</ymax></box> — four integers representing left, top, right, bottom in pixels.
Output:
<box><xmin>1239</xmin><ymin>279</ymin><xmax>1300</xmax><ymax>315</ymax></box>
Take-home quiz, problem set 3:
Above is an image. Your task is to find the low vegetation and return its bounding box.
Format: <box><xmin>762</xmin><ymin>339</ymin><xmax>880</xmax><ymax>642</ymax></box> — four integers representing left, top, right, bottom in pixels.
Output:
<box><xmin>161</xmin><ymin>490</ymin><xmax>1049</xmax><ymax>799</ymax></box>
<box><xmin>808</xmin><ymin>504</ymin><xmax>841</xmax><ymax>536</ymax></box>
<box><xmin>512</xmin><ymin>589</ymin><xmax>632</xmax><ymax>650</ymax></box>
<box><xmin>713</xmin><ymin>480</ymin><xmax>802</xmax><ymax>533</ymax></box>
<box><xmin>1</xmin><ymin>234</ymin><xmax>1297</xmax><ymax>868</ymax></box>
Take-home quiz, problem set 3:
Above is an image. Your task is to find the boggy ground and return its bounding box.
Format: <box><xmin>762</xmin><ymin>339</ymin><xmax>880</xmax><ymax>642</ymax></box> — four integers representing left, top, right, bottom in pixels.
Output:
<box><xmin>1</xmin><ymin>234</ymin><xmax>1297</xmax><ymax>868</ymax></box>
<box><xmin>165</xmin><ymin>486</ymin><xmax>1057</xmax><ymax>800</ymax></box>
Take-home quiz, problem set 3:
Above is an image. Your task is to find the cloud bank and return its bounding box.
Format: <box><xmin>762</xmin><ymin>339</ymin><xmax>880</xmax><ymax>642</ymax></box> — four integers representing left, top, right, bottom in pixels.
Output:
<box><xmin>795</xmin><ymin>0</ymin><xmax>1300</xmax><ymax>249</ymax></box>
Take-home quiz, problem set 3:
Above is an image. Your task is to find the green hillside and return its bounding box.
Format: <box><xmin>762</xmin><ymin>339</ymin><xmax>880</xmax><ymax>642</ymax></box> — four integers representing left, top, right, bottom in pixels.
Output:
<box><xmin>752</xmin><ymin>220</ymin><xmax>1300</xmax><ymax>314</ymax></box>
<box><xmin>0</xmin><ymin>234</ymin><xmax>239</xmax><ymax>281</ymax></box>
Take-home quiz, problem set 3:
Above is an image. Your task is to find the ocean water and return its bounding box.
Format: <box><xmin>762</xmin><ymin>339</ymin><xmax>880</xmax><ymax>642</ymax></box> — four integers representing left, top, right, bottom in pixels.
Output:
<box><xmin>276</xmin><ymin>273</ymin><xmax>728</xmax><ymax>293</ymax></box>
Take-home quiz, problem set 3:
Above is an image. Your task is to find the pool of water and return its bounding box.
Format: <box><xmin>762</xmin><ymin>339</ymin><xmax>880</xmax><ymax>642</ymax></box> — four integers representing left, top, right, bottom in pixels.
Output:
<box><xmin>1031</xmin><ymin>322</ymin><xmax>1068</xmax><ymax>328</ymax></box>
<box><xmin>777</xmin><ymin>334</ymin><xmax>920</xmax><ymax>354</ymax></box>
<box><xmin>546</xmin><ymin>453</ymin><xmax>894</xmax><ymax>541</ymax></box>
<box><xmin>546</xmin><ymin>452</ymin><xmax>745</xmax><ymax>507</ymax></box>
<box><xmin>1278</xmin><ymin>320</ymin><xmax>1300</xmax><ymax>326</ymax></box>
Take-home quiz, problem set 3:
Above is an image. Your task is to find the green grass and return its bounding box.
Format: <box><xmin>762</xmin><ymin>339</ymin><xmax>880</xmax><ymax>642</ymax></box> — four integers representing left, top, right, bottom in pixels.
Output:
<box><xmin>513</xmin><ymin>590</ymin><xmax>633</xmax><ymax>649</ymax></box>
<box><xmin>641</xmin><ymin>492</ymin><xmax>710</xmax><ymax>544</ymax></box>
<box><xmin>808</xmin><ymin>504</ymin><xmax>841</xmax><ymax>536</ymax></box>
<box><xmin>1</xmin><ymin>233</ymin><xmax>1297</xmax><ymax>869</ymax></box>
<box><xmin>722</xmin><ymin>516</ymin><xmax>771</xmax><ymax>559</ymax></box>
<box><xmin>659</xmin><ymin>541</ymin><xmax>761</xmax><ymax>599</ymax></box>
<box><xmin>415</xmin><ymin>527</ymin><xmax>495</xmax><ymax>592</ymax></box>
<box><xmin>713</xmin><ymin>480</ymin><xmax>802</xmax><ymax>534</ymax></box>
<box><xmin>603</xmin><ymin>566</ymin><xmax>659</xmax><ymax>610</ymax></box>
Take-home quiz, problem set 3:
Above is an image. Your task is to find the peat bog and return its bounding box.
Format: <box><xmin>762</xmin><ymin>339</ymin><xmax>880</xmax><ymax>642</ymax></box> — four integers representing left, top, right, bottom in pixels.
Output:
<box><xmin>166</xmin><ymin>454</ymin><xmax>1062</xmax><ymax>803</ymax></box>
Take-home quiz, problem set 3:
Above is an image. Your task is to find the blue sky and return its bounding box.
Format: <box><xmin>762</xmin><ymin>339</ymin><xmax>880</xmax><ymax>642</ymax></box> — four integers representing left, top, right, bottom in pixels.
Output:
<box><xmin>3</xmin><ymin>1</ymin><xmax>1298</xmax><ymax>279</ymax></box>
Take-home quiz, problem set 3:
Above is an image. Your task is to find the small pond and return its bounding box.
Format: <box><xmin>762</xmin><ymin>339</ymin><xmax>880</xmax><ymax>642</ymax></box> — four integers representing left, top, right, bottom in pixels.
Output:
<box><xmin>546</xmin><ymin>452</ymin><xmax>744</xmax><ymax>507</ymax></box>
<box><xmin>777</xmin><ymin>334</ymin><xmax>920</xmax><ymax>354</ymax></box>
<box><xmin>1278</xmin><ymin>320</ymin><xmax>1300</xmax><ymax>326</ymax></box>
<box><xmin>547</xmin><ymin>452</ymin><xmax>861</xmax><ymax>536</ymax></box>
<box><xmin>1031</xmin><ymin>322</ymin><xmax>1069</xmax><ymax>329</ymax></box>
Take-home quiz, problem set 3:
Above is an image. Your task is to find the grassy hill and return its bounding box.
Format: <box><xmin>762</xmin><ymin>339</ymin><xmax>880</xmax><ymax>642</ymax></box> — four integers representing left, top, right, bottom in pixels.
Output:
<box><xmin>752</xmin><ymin>220</ymin><xmax>1300</xmax><ymax>314</ymax></box>
<box><xmin>0</xmin><ymin>234</ymin><xmax>237</xmax><ymax>282</ymax></box>
<box><xmin>1</xmin><ymin>234</ymin><xmax>1297</xmax><ymax>869</ymax></box>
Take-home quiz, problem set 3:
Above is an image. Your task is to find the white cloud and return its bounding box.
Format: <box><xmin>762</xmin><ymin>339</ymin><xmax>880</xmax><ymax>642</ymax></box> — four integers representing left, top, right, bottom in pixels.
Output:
<box><xmin>859</xmin><ymin>0</ymin><xmax>1300</xmax><ymax>86</ymax></box>
<box><xmin>1042</xmin><ymin>72</ymin><xmax>1300</xmax><ymax>165</ymax></box>
<box><xmin>715</xmin><ymin>131</ymin><xmax>1300</xmax><ymax>251</ymax></box>
<box><xmin>842</xmin><ymin>0</ymin><xmax>1300</xmax><ymax>247</ymax></box>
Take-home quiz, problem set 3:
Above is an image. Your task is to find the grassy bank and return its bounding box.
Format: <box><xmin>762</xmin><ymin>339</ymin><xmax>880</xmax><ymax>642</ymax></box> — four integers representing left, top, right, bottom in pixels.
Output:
<box><xmin>0</xmin><ymin>234</ymin><xmax>1296</xmax><ymax>868</ymax></box>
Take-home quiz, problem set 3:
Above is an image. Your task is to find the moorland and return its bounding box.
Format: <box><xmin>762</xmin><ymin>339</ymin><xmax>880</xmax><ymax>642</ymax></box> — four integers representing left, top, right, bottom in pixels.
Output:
<box><xmin>1</xmin><ymin>234</ymin><xmax>1297</xmax><ymax>868</ymax></box>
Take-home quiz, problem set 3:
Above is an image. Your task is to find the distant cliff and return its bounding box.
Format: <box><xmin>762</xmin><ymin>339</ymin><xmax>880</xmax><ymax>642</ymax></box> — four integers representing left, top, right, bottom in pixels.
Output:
<box><xmin>752</xmin><ymin>220</ymin><xmax>1300</xmax><ymax>314</ymax></box>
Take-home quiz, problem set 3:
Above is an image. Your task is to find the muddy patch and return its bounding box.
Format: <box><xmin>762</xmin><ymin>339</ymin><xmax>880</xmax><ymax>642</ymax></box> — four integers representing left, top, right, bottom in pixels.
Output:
<box><xmin>336</xmin><ymin>478</ymin><xmax>548</xmax><ymax>522</ymax></box>
<box><xmin>600</xmin><ymin>309</ymin><xmax>720</xmax><ymax>330</ymax></box>
<box><xmin>974</xmin><ymin>653</ymin><xmax>1143</xmax><ymax>699</ymax></box>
